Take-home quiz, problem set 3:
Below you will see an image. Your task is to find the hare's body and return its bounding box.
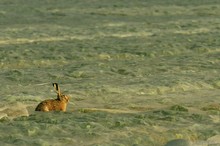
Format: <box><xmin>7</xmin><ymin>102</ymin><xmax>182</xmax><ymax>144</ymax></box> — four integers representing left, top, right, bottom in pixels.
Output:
<box><xmin>35</xmin><ymin>83</ymin><xmax>70</xmax><ymax>112</ymax></box>
<box><xmin>35</xmin><ymin>96</ymin><xmax>69</xmax><ymax>112</ymax></box>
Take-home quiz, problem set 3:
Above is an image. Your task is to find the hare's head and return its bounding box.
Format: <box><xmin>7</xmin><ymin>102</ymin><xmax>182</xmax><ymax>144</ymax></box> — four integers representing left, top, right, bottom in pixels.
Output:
<box><xmin>60</xmin><ymin>94</ymin><xmax>70</xmax><ymax>103</ymax></box>
<box><xmin>53</xmin><ymin>83</ymin><xmax>70</xmax><ymax>102</ymax></box>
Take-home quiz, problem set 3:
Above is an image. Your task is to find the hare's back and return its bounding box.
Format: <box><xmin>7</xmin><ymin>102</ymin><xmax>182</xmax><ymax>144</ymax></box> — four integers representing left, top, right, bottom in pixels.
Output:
<box><xmin>35</xmin><ymin>99</ymin><xmax>62</xmax><ymax>111</ymax></box>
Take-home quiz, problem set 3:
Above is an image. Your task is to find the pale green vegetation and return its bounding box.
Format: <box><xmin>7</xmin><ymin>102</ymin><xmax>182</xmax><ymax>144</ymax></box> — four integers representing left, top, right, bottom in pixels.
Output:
<box><xmin>0</xmin><ymin>0</ymin><xmax>220</xmax><ymax>145</ymax></box>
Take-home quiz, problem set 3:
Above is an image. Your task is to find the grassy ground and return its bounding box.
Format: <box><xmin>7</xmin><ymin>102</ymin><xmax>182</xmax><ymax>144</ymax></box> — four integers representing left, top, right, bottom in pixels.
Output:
<box><xmin>1</xmin><ymin>0</ymin><xmax>220</xmax><ymax>145</ymax></box>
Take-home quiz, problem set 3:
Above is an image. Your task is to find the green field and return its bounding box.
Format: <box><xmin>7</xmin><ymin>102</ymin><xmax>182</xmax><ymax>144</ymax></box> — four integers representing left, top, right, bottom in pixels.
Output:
<box><xmin>1</xmin><ymin>0</ymin><xmax>220</xmax><ymax>145</ymax></box>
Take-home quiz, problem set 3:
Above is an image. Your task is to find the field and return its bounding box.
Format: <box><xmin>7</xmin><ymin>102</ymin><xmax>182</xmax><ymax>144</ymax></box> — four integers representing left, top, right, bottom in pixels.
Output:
<box><xmin>1</xmin><ymin>0</ymin><xmax>220</xmax><ymax>145</ymax></box>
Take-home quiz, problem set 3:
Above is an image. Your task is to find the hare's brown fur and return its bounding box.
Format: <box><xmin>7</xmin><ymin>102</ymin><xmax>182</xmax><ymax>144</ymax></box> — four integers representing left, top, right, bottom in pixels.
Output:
<box><xmin>35</xmin><ymin>83</ymin><xmax>70</xmax><ymax>112</ymax></box>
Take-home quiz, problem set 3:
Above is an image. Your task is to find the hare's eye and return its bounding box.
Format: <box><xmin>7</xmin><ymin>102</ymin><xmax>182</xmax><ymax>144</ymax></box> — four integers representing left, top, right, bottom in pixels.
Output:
<box><xmin>64</xmin><ymin>96</ymin><xmax>69</xmax><ymax>101</ymax></box>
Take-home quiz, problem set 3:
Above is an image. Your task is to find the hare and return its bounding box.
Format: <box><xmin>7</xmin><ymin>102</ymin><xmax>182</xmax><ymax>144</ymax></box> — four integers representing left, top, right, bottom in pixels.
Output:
<box><xmin>35</xmin><ymin>83</ymin><xmax>70</xmax><ymax>112</ymax></box>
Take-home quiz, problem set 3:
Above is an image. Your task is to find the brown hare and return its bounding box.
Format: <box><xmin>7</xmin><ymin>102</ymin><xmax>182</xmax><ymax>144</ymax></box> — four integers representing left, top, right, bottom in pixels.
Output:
<box><xmin>35</xmin><ymin>83</ymin><xmax>70</xmax><ymax>112</ymax></box>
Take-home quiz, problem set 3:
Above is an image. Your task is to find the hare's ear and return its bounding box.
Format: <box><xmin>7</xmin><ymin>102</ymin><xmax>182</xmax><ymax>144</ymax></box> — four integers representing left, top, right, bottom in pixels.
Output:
<box><xmin>53</xmin><ymin>83</ymin><xmax>61</xmax><ymax>98</ymax></box>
